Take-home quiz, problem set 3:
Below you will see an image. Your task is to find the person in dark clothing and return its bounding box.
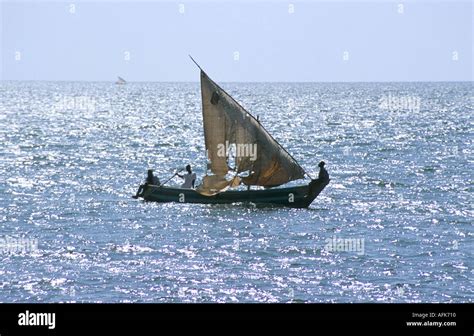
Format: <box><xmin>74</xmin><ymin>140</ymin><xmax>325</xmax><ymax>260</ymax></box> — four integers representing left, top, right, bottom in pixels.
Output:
<box><xmin>132</xmin><ymin>169</ymin><xmax>160</xmax><ymax>198</ymax></box>
<box><xmin>317</xmin><ymin>161</ymin><xmax>329</xmax><ymax>181</ymax></box>
<box><xmin>146</xmin><ymin>169</ymin><xmax>160</xmax><ymax>185</ymax></box>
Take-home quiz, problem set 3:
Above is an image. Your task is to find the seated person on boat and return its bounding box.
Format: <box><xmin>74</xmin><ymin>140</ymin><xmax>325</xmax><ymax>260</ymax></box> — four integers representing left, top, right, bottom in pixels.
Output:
<box><xmin>317</xmin><ymin>161</ymin><xmax>329</xmax><ymax>181</ymax></box>
<box><xmin>176</xmin><ymin>164</ymin><xmax>196</xmax><ymax>189</ymax></box>
<box><xmin>133</xmin><ymin>169</ymin><xmax>160</xmax><ymax>198</ymax></box>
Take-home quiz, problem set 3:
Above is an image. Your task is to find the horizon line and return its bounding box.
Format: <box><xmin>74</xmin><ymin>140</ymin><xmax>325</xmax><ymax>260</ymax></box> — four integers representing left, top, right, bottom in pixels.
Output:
<box><xmin>1</xmin><ymin>79</ymin><xmax>473</xmax><ymax>84</ymax></box>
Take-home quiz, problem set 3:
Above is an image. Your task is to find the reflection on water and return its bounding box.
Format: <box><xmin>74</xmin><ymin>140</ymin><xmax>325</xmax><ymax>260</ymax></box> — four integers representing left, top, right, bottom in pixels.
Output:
<box><xmin>0</xmin><ymin>81</ymin><xmax>472</xmax><ymax>302</ymax></box>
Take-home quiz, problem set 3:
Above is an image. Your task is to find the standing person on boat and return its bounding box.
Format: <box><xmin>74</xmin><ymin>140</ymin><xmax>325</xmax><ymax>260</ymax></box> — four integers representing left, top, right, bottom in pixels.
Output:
<box><xmin>318</xmin><ymin>161</ymin><xmax>329</xmax><ymax>181</ymax></box>
<box><xmin>132</xmin><ymin>169</ymin><xmax>160</xmax><ymax>198</ymax></box>
<box><xmin>176</xmin><ymin>165</ymin><xmax>196</xmax><ymax>189</ymax></box>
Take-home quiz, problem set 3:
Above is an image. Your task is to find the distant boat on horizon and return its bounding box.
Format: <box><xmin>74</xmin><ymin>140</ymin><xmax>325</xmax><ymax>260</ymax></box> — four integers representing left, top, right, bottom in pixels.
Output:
<box><xmin>115</xmin><ymin>76</ymin><xmax>126</xmax><ymax>85</ymax></box>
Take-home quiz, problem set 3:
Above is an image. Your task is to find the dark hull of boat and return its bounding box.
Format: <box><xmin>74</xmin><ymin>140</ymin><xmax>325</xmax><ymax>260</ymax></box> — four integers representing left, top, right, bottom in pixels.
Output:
<box><xmin>141</xmin><ymin>179</ymin><xmax>329</xmax><ymax>208</ymax></box>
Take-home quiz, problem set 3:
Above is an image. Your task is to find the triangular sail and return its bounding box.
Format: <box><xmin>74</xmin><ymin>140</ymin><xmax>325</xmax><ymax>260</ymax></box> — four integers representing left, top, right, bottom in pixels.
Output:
<box><xmin>116</xmin><ymin>76</ymin><xmax>126</xmax><ymax>84</ymax></box>
<box><xmin>196</xmin><ymin>70</ymin><xmax>306</xmax><ymax>196</ymax></box>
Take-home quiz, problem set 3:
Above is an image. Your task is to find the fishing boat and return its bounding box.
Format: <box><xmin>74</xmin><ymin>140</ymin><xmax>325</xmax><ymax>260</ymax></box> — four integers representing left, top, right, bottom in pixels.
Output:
<box><xmin>135</xmin><ymin>57</ymin><xmax>329</xmax><ymax>208</ymax></box>
<box><xmin>116</xmin><ymin>76</ymin><xmax>126</xmax><ymax>85</ymax></box>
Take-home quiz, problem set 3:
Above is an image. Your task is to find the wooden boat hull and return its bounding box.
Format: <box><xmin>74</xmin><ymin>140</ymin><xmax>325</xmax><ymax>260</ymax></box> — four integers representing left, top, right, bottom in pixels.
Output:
<box><xmin>141</xmin><ymin>179</ymin><xmax>329</xmax><ymax>208</ymax></box>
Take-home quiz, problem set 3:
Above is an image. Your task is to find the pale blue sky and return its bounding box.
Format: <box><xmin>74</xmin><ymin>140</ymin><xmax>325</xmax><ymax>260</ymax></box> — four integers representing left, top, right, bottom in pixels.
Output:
<box><xmin>1</xmin><ymin>1</ymin><xmax>472</xmax><ymax>81</ymax></box>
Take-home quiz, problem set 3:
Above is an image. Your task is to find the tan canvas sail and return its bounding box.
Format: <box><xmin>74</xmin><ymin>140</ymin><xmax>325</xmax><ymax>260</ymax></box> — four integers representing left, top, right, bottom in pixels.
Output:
<box><xmin>196</xmin><ymin>69</ymin><xmax>306</xmax><ymax>196</ymax></box>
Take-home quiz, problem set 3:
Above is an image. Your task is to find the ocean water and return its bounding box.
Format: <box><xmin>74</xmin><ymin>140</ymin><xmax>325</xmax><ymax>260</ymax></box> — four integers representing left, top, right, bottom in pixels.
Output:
<box><xmin>0</xmin><ymin>81</ymin><xmax>472</xmax><ymax>303</ymax></box>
